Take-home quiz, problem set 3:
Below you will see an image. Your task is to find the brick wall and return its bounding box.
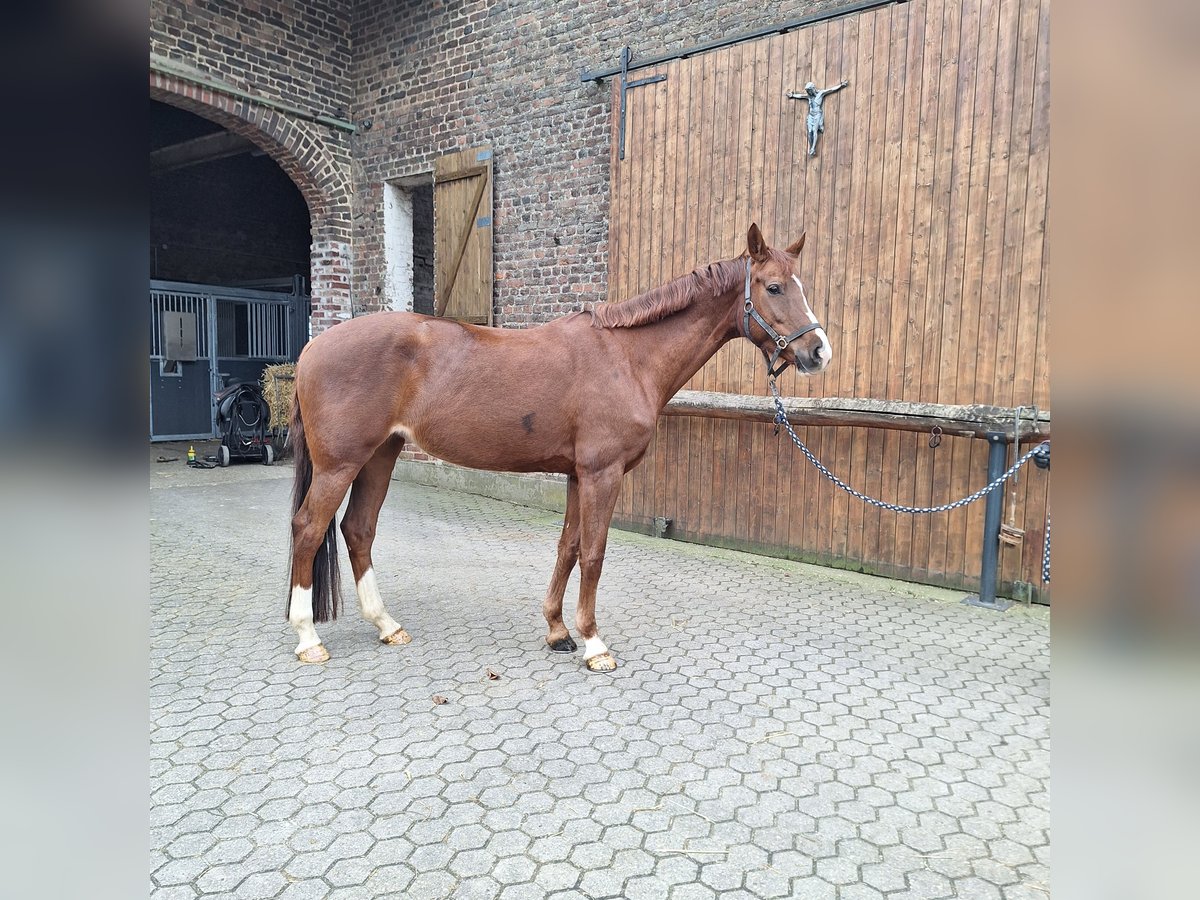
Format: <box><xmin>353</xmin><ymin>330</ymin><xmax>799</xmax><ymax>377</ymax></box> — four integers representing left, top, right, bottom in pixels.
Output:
<box><xmin>151</xmin><ymin>0</ymin><xmax>353</xmax><ymax>119</ymax></box>
<box><xmin>150</xmin><ymin>150</ymin><xmax>310</xmax><ymax>284</ymax></box>
<box><xmin>151</xmin><ymin>0</ymin><xmax>844</xmax><ymax>330</ymax></box>
<box><xmin>150</xmin><ymin>0</ymin><xmax>356</xmax><ymax>327</ymax></box>
<box><xmin>351</xmin><ymin>0</ymin><xmax>843</xmax><ymax>326</ymax></box>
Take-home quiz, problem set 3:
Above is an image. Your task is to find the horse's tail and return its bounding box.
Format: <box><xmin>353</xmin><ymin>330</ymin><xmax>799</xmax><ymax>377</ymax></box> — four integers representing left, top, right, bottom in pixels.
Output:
<box><xmin>285</xmin><ymin>395</ymin><xmax>342</xmax><ymax>622</ymax></box>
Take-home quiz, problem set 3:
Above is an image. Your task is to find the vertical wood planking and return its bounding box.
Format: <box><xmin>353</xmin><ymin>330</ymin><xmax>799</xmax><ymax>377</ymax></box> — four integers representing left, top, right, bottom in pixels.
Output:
<box><xmin>632</xmin><ymin>70</ymin><xmax>658</xmax><ymax>525</ymax></box>
<box><xmin>952</xmin><ymin>0</ymin><xmax>1001</xmax><ymax>579</ymax></box>
<box><xmin>693</xmin><ymin>51</ymin><xmax>717</xmax><ymax>537</ymax></box>
<box><xmin>940</xmin><ymin>0</ymin><xmax>985</xmax><ymax>582</ymax></box>
<box><xmin>607</xmin><ymin>76</ymin><xmax>630</xmax><ymax>521</ymax></box>
<box><xmin>434</xmin><ymin>147</ymin><xmax>493</xmax><ymax>324</ymax></box>
<box><xmin>607</xmin><ymin>0</ymin><xmax>1050</xmax><ymax>596</ymax></box>
<box><xmin>1011</xmin><ymin>0</ymin><xmax>1050</xmax><ymax>588</ymax></box>
<box><xmin>814</xmin><ymin>16</ymin><xmax>850</xmax><ymax>566</ymax></box>
<box><xmin>872</xmin><ymin>1</ymin><xmax>911</xmax><ymax>567</ymax></box>
<box><xmin>921</xmin><ymin>0</ymin><xmax>963</xmax><ymax>581</ymax></box>
<box><xmin>892</xmin><ymin>0</ymin><xmax>926</xmax><ymax>578</ymax></box>
<box><xmin>773</xmin><ymin>23</ymin><xmax>805</xmax><ymax>552</ymax></box>
<box><xmin>648</xmin><ymin>63</ymin><xmax>671</xmax><ymax>530</ymax></box>
<box><xmin>703</xmin><ymin>43</ymin><xmax>733</xmax><ymax>539</ymax></box>
<box><xmin>855</xmin><ymin>7</ymin><xmax>893</xmax><ymax>566</ymax></box>
<box><xmin>750</xmin><ymin>34</ymin><xmax>782</xmax><ymax>546</ymax></box>
<box><xmin>612</xmin><ymin>76</ymin><xmax>632</xmax><ymax>518</ymax></box>
<box><xmin>672</xmin><ymin>57</ymin><xmax>696</xmax><ymax>534</ymax></box>
<box><xmin>1013</xmin><ymin>0</ymin><xmax>1049</xmax><ymax>414</ymax></box>
<box><xmin>608</xmin><ymin>77</ymin><xmax>623</xmax><ymax>303</ymax></box>
<box><xmin>731</xmin><ymin>40</ymin><xmax>755</xmax><ymax>545</ymax></box>
<box><xmin>831</xmin><ymin>11</ymin><xmax>869</xmax><ymax>563</ymax></box>
<box><xmin>797</xmin><ymin>17</ymin><xmax>833</xmax><ymax>559</ymax></box>
<box><xmin>979</xmin><ymin>0</ymin><xmax>1021</xmax><ymax>585</ymax></box>
<box><xmin>618</xmin><ymin>71</ymin><xmax>647</xmax><ymax>521</ymax></box>
<box><xmin>899</xmin><ymin>0</ymin><xmax>943</xmax><ymax>580</ymax></box>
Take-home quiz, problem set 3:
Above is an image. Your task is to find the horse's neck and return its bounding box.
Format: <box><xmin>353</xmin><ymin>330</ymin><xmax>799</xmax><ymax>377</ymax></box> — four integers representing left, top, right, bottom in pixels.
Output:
<box><xmin>625</xmin><ymin>285</ymin><xmax>742</xmax><ymax>407</ymax></box>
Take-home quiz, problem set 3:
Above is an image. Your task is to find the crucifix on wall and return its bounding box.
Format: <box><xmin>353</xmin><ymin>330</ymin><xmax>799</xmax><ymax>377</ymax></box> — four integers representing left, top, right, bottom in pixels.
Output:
<box><xmin>787</xmin><ymin>79</ymin><xmax>849</xmax><ymax>157</ymax></box>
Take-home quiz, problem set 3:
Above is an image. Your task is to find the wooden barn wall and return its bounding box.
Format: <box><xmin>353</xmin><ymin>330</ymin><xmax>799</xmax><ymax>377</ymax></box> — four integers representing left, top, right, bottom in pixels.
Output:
<box><xmin>607</xmin><ymin>0</ymin><xmax>1050</xmax><ymax>596</ymax></box>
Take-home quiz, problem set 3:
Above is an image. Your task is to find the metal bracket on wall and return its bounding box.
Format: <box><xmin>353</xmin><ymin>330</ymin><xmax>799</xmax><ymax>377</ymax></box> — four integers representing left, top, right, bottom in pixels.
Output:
<box><xmin>617</xmin><ymin>47</ymin><xmax>667</xmax><ymax>160</ymax></box>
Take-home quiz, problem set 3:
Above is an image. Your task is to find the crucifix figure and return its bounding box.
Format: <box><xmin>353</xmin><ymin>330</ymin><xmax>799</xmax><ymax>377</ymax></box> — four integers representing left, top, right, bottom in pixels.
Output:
<box><xmin>787</xmin><ymin>80</ymin><xmax>849</xmax><ymax>157</ymax></box>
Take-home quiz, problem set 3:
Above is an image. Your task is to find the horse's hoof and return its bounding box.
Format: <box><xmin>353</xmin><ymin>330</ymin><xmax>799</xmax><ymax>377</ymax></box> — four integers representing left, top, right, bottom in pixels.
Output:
<box><xmin>548</xmin><ymin>636</ymin><xmax>577</xmax><ymax>653</ymax></box>
<box><xmin>381</xmin><ymin>628</ymin><xmax>412</xmax><ymax>645</ymax></box>
<box><xmin>584</xmin><ymin>652</ymin><xmax>618</xmax><ymax>673</ymax></box>
<box><xmin>296</xmin><ymin>644</ymin><xmax>330</xmax><ymax>664</ymax></box>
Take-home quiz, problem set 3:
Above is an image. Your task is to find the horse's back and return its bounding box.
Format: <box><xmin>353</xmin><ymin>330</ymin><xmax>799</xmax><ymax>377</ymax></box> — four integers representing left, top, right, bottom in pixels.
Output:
<box><xmin>299</xmin><ymin>310</ymin><xmax>436</xmax><ymax>359</ymax></box>
<box><xmin>294</xmin><ymin>310</ymin><xmax>652</xmax><ymax>475</ymax></box>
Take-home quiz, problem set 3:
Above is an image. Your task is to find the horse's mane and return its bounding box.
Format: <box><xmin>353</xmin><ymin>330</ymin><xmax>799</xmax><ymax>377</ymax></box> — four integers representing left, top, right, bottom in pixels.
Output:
<box><xmin>591</xmin><ymin>257</ymin><xmax>746</xmax><ymax>328</ymax></box>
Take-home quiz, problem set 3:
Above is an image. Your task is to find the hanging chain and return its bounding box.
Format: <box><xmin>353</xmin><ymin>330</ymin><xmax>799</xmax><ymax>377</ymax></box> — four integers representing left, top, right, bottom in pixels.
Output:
<box><xmin>768</xmin><ymin>379</ymin><xmax>1048</xmax><ymax>516</ymax></box>
<box><xmin>1042</xmin><ymin>512</ymin><xmax>1051</xmax><ymax>583</ymax></box>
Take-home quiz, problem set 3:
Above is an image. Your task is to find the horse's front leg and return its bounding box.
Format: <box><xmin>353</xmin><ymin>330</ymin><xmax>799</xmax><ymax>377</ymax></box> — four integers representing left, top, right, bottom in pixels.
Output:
<box><xmin>574</xmin><ymin>465</ymin><xmax>624</xmax><ymax>673</ymax></box>
<box><xmin>543</xmin><ymin>475</ymin><xmax>580</xmax><ymax>653</ymax></box>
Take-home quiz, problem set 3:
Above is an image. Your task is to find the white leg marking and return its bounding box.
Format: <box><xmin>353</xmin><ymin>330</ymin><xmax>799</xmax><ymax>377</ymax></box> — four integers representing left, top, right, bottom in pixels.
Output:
<box><xmin>288</xmin><ymin>585</ymin><xmax>322</xmax><ymax>653</ymax></box>
<box><xmin>583</xmin><ymin>636</ymin><xmax>609</xmax><ymax>659</ymax></box>
<box><xmin>356</xmin><ymin>568</ymin><xmax>403</xmax><ymax>639</ymax></box>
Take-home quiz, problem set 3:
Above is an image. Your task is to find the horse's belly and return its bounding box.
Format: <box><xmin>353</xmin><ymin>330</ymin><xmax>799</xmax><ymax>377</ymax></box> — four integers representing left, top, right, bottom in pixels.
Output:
<box><xmin>409</xmin><ymin>422</ymin><xmax>575</xmax><ymax>475</ymax></box>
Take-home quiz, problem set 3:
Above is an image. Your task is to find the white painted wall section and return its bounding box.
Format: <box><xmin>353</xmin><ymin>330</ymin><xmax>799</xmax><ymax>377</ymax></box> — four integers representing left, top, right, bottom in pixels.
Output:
<box><xmin>383</xmin><ymin>182</ymin><xmax>414</xmax><ymax>312</ymax></box>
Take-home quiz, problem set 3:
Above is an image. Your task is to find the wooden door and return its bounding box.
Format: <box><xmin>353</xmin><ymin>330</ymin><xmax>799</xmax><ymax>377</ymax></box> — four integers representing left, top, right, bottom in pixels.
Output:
<box><xmin>608</xmin><ymin>0</ymin><xmax>1050</xmax><ymax>597</ymax></box>
<box><xmin>434</xmin><ymin>146</ymin><xmax>493</xmax><ymax>325</ymax></box>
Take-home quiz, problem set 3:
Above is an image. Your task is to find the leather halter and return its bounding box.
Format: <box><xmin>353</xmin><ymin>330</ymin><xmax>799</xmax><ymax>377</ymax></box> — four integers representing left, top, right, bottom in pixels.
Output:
<box><xmin>741</xmin><ymin>258</ymin><xmax>823</xmax><ymax>378</ymax></box>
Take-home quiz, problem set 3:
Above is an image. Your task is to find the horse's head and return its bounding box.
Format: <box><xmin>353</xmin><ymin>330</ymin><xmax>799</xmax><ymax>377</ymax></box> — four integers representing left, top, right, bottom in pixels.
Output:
<box><xmin>742</xmin><ymin>223</ymin><xmax>832</xmax><ymax>376</ymax></box>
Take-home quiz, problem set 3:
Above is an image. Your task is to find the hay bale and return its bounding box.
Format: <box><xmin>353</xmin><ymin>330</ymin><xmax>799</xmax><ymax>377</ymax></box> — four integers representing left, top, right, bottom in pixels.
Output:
<box><xmin>261</xmin><ymin>363</ymin><xmax>296</xmax><ymax>431</ymax></box>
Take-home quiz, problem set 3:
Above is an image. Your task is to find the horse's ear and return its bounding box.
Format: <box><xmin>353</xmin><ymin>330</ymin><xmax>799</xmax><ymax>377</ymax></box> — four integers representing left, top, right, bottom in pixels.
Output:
<box><xmin>747</xmin><ymin>223</ymin><xmax>769</xmax><ymax>261</ymax></box>
<box><xmin>785</xmin><ymin>232</ymin><xmax>807</xmax><ymax>256</ymax></box>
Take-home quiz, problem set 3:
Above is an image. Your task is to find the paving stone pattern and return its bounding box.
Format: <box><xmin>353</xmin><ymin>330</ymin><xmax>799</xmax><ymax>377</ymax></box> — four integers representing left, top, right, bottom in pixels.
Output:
<box><xmin>151</xmin><ymin>467</ymin><xmax>1049</xmax><ymax>899</ymax></box>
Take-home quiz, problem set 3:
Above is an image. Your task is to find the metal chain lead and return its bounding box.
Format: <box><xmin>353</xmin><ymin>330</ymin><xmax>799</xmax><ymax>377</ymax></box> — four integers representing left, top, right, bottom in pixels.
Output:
<box><xmin>768</xmin><ymin>380</ymin><xmax>1048</xmax><ymax>516</ymax></box>
<box><xmin>1042</xmin><ymin>512</ymin><xmax>1051</xmax><ymax>583</ymax></box>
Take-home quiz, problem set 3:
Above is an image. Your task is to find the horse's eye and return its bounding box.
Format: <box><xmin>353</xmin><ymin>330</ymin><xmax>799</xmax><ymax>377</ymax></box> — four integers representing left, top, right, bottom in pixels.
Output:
<box><xmin>766</xmin><ymin>284</ymin><xmax>783</xmax><ymax>295</ymax></box>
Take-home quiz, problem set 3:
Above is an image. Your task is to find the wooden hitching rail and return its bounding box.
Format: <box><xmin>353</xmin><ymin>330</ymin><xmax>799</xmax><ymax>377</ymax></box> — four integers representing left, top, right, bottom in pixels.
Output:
<box><xmin>663</xmin><ymin>390</ymin><xmax>1050</xmax><ymax>441</ymax></box>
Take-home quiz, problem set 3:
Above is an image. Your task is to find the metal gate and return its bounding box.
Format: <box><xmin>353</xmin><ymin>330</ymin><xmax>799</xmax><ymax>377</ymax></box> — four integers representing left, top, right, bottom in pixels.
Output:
<box><xmin>150</xmin><ymin>279</ymin><xmax>308</xmax><ymax>441</ymax></box>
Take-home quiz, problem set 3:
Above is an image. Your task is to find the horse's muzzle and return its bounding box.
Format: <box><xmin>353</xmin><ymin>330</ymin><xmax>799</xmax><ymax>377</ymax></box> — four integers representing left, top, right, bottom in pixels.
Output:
<box><xmin>790</xmin><ymin>339</ymin><xmax>830</xmax><ymax>375</ymax></box>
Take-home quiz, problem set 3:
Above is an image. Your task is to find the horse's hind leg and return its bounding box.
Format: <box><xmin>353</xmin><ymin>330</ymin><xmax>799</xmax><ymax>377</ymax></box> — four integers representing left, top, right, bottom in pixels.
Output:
<box><xmin>289</xmin><ymin>466</ymin><xmax>357</xmax><ymax>662</ymax></box>
<box><xmin>543</xmin><ymin>476</ymin><xmax>580</xmax><ymax>653</ymax></box>
<box><xmin>341</xmin><ymin>436</ymin><xmax>410</xmax><ymax>646</ymax></box>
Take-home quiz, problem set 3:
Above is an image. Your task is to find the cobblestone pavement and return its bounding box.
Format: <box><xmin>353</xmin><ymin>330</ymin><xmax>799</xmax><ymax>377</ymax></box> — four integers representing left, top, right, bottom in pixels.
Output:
<box><xmin>151</xmin><ymin>462</ymin><xmax>1049</xmax><ymax>900</ymax></box>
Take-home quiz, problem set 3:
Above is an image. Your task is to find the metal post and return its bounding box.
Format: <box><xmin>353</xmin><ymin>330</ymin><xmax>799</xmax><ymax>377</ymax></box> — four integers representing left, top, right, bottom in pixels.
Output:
<box><xmin>962</xmin><ymin>431</ymin><xmax>1013</xmax><ymax>612</ymax></box>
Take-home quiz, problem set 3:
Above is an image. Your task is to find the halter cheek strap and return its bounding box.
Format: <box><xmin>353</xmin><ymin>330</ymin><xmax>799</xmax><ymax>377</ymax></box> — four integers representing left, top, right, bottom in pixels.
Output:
<box><xmin>741</xmin><ymin>258</ymin><xmax>823</xmax><ymax>378</ymax></box>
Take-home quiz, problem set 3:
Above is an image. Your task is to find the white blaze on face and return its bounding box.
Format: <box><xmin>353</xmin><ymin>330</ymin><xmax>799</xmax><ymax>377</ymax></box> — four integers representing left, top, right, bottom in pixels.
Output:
<box><xmin>792</xmin><ymin>275</ymin><xmax>832</xmax><ymax>365</ymax></box>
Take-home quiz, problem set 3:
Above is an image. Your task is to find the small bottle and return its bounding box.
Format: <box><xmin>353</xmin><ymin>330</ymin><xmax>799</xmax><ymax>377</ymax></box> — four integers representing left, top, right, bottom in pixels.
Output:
<box><xmin>187</xmin><ymin>445</ymin><xmax>196</xmax><ymax>464</ymax></box>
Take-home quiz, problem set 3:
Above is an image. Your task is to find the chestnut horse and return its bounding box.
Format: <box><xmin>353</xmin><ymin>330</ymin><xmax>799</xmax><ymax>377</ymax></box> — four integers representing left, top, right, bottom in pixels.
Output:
<box><xmin>285</xmin><ymin>224</ymin><xmax>831</xmax><ymax>671</ymax></box>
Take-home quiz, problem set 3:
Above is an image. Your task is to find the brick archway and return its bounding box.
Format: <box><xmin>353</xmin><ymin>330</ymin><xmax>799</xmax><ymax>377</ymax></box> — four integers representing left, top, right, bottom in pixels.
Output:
<box><xmin>151</xmin><ymin>70</ymin><xmax>353</xmax><ymax>333</ymax></box>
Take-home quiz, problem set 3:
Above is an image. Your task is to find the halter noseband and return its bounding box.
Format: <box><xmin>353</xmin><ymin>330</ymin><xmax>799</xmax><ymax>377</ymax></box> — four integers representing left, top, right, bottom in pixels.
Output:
<box><xmin>741</xmin><ymin>258</ymin><xmax>823</xmax><ymax>378</ymax></box>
